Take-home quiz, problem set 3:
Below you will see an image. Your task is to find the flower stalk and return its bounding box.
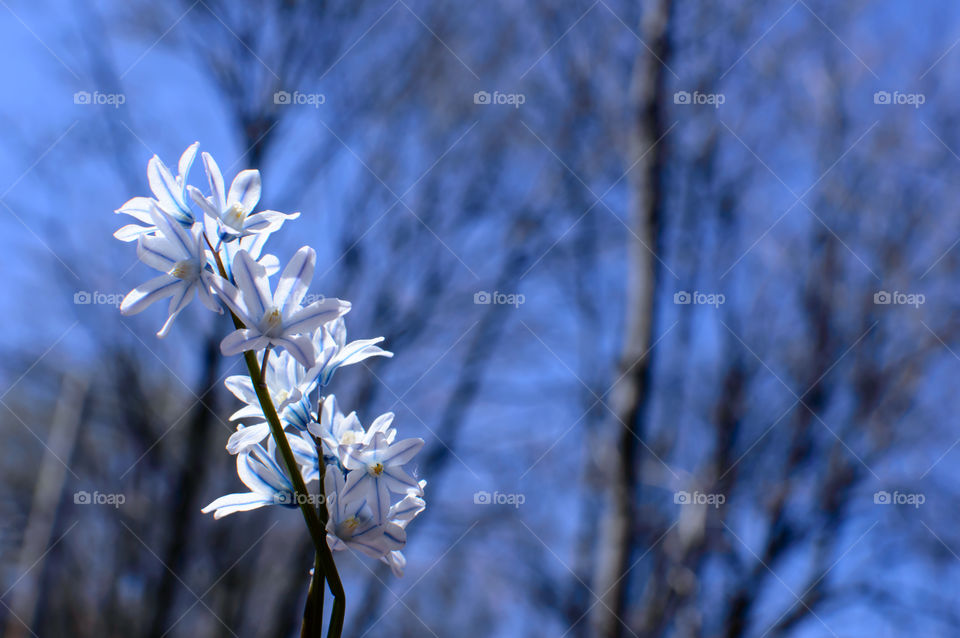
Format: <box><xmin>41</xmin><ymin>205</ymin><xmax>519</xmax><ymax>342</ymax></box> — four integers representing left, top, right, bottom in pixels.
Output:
<box><xmin>241</xmin><ymin>345</ymin><xmax>345</xmax><ymax>637</ymax></box>
<box><xmin>215</xmin><ymin>252</ymin><xmax>345</xmax><ymax>637</ymax></box>
<box><xmin>114</xmin><ymin>143</ymin><xmax>424</xmax><ymax>638</ymax></box>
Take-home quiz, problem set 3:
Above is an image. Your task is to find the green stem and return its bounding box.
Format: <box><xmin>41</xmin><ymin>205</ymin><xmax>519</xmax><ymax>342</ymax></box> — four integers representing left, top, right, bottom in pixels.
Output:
<box><xmin>209</xmin><ymin>247</ymin><xmax>345</xmax><ymax>637</ymax></box>
<box><xmin>300</xmin><ymin>553</ymin><xmax>324</xmax><ymax>638</ymax></box>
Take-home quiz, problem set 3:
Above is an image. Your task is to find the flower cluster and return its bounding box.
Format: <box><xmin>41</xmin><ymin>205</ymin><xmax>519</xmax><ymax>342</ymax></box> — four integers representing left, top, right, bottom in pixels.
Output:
<box><xmin>114</xmin><ymin>143</ymin><xmax>425</xmax><ymax>576</ymax></box>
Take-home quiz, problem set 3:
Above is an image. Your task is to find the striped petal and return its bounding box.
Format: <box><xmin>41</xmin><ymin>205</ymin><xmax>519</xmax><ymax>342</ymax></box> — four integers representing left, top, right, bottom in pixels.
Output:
<box><xmin>272</xmin><ymin>335</ymin><xmax>315</xmax><ymax>369</ymax></box>
<box><xmin>137</xmin><ymin>235</ymin><xmax>178</xmax><ymax>272</ymax></box>
<box><xmin>148</xmin><ymin>156</ymin><xmax>189</xmax><ymax>220</ymax></box>
<box><xmin>206</xmin><ymin>275</ymin><xmax>255</xmax><ymax>326</ymax></box>
<box><xmin>114</xmin><ymin>223</ymin><xmax>152</xmax><ymax>242</ymax></box>
<box><xmin>202</xmin><ymin>492</ymin><xmax>275</xmax><ymax>519</ymax></box>
<box><xmin>121</xmin><ymin>274</ymin><xmax>180</xmax><ymax>315</ymax></box>
<box><xmin>285</xmin><ymin>298</ymin><xmax>351</xmax><ymax>336</ymax></box>
<box><xmin>156</xmin><ymin>282</ymin><xmax>194</xmax><ymax>337</ymax></box>
<box><xmin>274</xmin><ymin>246</ymin><xmax>315</xmax><ymax>315</ymax></box>
<box><xmin>146</xmin><ymin>203</ymin><xmax>193</xmax><ymax>260</ymax></box>
<box><xmin>116</xmin><ymin>196</ymin><xmax>155</xmax><ymax>223</ymax></box>
<box><xmin>227</xmin><ymin>169</ymin><xmax>261</xmax><ymax>212</ymax></box>
<box><xmin>382</xmin><ymin>465</ymin><xmax>422</xmax><ymax>495</ymax></box>
<box><xmin>232</xmin><ymin>250</ymin><xmax>272</xmax><ymax>321</ymax></box>
<box><xmin>381</xmin><ymin>437</ymin><xmax>424</xmax><ymax>466</ymax></box>
<box><xmin>221</xmin><ymin>329</ymin><xmax>270</xmax><ymax>357</ymax></box>
<box><xmin>201</xmin><ymin>152</ymin><xmax>226</xmax><ymax>210</ymax></box>
<box><xmin>178</xmin><ymin>142</ymin><xmax>199</xmax><ymax>182</ymax></box>
<box><xmin>226</xmin><ymin>422</ymin><xmax>270</xmax><ymax>454</ymax></box>
<box><xmin>187</xmin><ymin>185</ymin><xmax>220</xmax><ymax>220</ymax></box>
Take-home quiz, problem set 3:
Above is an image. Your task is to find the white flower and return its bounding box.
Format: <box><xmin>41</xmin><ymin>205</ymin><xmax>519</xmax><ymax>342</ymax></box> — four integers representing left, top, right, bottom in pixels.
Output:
<box><xmin>308</xmin><ymin>395</ymin><xmax>396</xmax><ymax>464</ymax></box>
<box><xmin>223</xmin><ymin>319</ymin><xmax>394</xmax><ymax>454</ymax></box>
<box><xmin>201</xmin><ymin>444</ymin><xmax>299</xmax><ymax>519</ymax></box>
<box><xmin>224</xmin><ymin>349</ymin><xmax>319</xmax><ymax>454</ymax></box>
<box><xmin>114</xmin><ymin>143</ymin><xmax>428</xmax><ymax>581</ymax></box>
<box><xmin>381</xmin><ymin>490</ymin><xmax>427</xmax><ymax>576</ymax></box>
<box><xmin>324</xmin><ymin>466</ymin><xmax>406</xmax><ymax>561</ymax></box>
<box><xmin>120</xmin><ymin>203</ymin><xmax>220</xmax><ymax>337</ymax></box>
<box><xmin>312</xmin><ymin>317</ymin><xmax>393</xmax><ymax>387</ymax></box>
<box><xmin>340</xmin><ymin>431</ymin><xmax>424</xmax><ymax>519</ymax></box>
<box><xmin>114</xmin><ymin>142</ymin><xmax>199</xmax><ymax>241</ymax></box>
<box><xmin>188</xmin><ymin>152</ymin><xmax>298</xmax><ymax>238</ymax></box>
<box><xmin>208</xmin><ymin>246</ymin><xmax>351</xmax><ymax>368</ymax></box>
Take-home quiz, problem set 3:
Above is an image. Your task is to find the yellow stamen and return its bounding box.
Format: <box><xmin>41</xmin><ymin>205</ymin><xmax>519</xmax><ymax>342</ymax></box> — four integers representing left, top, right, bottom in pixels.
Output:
<box><xmin>169</xmin><ymin>260</ymin><xmax>197</xmax><ymax>280</ymax></box>
<box><xmin>224</xmin><ymin>202</ymin><xmax>248</xmax><ymax>231</ymax></box>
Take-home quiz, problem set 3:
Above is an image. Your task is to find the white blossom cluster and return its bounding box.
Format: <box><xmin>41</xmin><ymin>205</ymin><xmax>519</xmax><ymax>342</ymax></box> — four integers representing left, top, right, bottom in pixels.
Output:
<box><xmin>114</xmin><ymin>143</ymin><xmax>425</xmax><ymax>576</ymax></box>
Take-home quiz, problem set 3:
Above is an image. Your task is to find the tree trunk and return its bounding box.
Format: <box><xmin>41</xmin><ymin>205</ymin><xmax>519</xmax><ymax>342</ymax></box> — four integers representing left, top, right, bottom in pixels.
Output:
<box><xmin>591</xmin><ymin>2</ymin><xmax>673</xmax><ymax>636</ymax></box>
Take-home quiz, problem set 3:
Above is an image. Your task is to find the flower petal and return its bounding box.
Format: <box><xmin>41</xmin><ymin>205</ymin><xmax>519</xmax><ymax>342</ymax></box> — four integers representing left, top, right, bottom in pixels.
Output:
<box><xmin>285</xmin><ymin>298</ymin><xmax>352</xmax><ymax>336</ymax></box>
<box><xmin>274</xmin><ymin>246</ymin><xmax>315</xmax><ymax>315</ymax></box>
<box><xmin>226</xmin><ymin>422</ymin><xmax>270</xmax><ymax>454</ymax></box>
<box><xmin>390</xmin><ymin>494</ymin><xmax>426</xmax><ymax>523</ymax></box>
<box><xmin>116</xmin><ymin>196</ymin><xmax>155</xmax><ymax>223</ymax></box>
<box><xmin>323</xmin><ymin>337</ymin><xmax>393</xmax><ymax>385</ymax></box>
<box><xmin>206</xmin><ymin>274</ymin><xmax>253</xmax><ymax>324</ymax></box>
<box><xmin>229</xmin><ymin>404</ymin><xmax>264</xmax><ymax>421</ymax></box>
<box><xmin>221</xmin><ymin>329</ymin><xmax>270</xmax><ymax>357</ymax></box>
<box><xmin>114</xmin><ymin>223</ymin><xmax>152</xmax><ymax>242</ymax></box>
<box><xmin>381</xmin><ymin>438</ymin><xmax>424</xmax><ymax>466</ymax></box>
<box><xmin>187</xmin><ymin>185</ymin><xmax>221</xmax><ymax>221</ymax></box>
<box><xmin>382</xmin><ymin>551</ymin><xmax>407</xmax><ymax>577</ymax></box>
<box><xmin>178</xmin><ymin>142</ymin><xmax>199</xmax><ymax>182</ymax></box>
<box><xmin>232</xmin><ymin>250</ymin><xmax>272</xmax><ymax>321</ymax></box>
<box><xmin>197</xmin><ymin>273</ymin><xmax>223</xmax><ymax>313</ymax></box>
<box><xmin>382</xmin><ymin>465</ymin><xmax>422</xmax><ymax>495</ymax></box>
<box><xmin>341</xmin><ymin>469</ymin><xmax>370</xmax><ymax>503</ymax></box>
<box><xmin>146</xmin><ymin>203</ymin><xmax>194</xmax><ymax>260</ymax></box>
<box><xmin>242</xmin><ymin>210</ymin><xmax>297</xmax><ymax>234</ymax></box>
<box><xmin>202</xmin><ymin>492</ymin><xmax>275</xmax><ymax>519</ymax></box>
<box><xmin>272</xmin><ymin>335</ymin><xmax>315</xmax><ymax>369</ymax></box>
<box><xmin>147</xmin><ymin>156</ymin><xmax>189</xmax><ymax>220</ymax></box>
<box><xmin>156</xmin><ymin>282</ymin><xmax>194</xmax><ymax>337</ymax></box>
<box><xmin>201</xmin><ymin>151</ymin><xmax>226</xmax><ymax>210</ymax></box>
<box><xmin>121</xmin><ymin>274</ymin><xmax>180</xmax><ymax>315</ymax></box>
<box><xmin>137</xmin><ymin>235</ymin><xmax>178</xmax><ymax>272</ymax></box>
<box><xmin>224</xmin><ymin>375</ymin><xmax>258</xmax><ymax>405</ymax></box>
<box><xmin>227</xmin><ymin>169</ymin><xmax>261</xmax><ymax>212</ymax></box>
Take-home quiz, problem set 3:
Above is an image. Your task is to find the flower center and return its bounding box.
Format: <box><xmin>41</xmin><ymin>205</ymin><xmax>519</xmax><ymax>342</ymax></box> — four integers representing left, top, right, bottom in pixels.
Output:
<box><xmin>169</xmin><ymin>259</ymin><xmax>198</xmax><ymax>280</ymax></box>
<box><xmin>261</xmin><ymin>307</ymin><xmax>283</xmax><ymax>336</ymax></box>
<box><xmin>370</xmin><ymin>463</ymin><xmax>384</xmax><ymax>477</ymax></box>
<box><xmin>340</xmin><ymin>431</ymin><xmax>362</xmax><ymax>446</ymax></box>
<box><xmin>223</xmin><ymin>202</ymin><xmax>248</xmax><ymax>231</ymax></box>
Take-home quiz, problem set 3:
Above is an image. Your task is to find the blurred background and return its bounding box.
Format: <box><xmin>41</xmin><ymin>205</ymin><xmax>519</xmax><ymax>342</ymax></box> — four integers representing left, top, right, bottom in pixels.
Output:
<box><xmin>0</xmin><ymin>0</ymin><xmax>958</xmax><ymax>636</ymax></box>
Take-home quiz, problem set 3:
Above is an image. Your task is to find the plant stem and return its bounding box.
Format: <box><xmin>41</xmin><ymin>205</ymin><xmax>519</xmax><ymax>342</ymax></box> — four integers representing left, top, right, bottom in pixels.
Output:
<box><xmin>208</xmin><ymin>249</ymin><xmax>345</xmax><ymax>637</ymax></box>
<box><xmin>300</xmin><ymin>553</ymin><xmax>324</xmax><ymax>638</ymax></box>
